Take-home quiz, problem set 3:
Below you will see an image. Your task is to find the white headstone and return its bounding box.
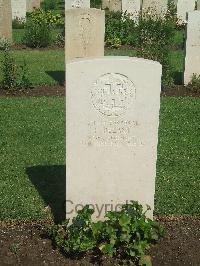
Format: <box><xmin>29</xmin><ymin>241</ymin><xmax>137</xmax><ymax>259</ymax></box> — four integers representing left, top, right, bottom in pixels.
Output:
<box><xmin>122</xmin><ymin>0</ymin><xmax>141</xmax><ymax>21</ymax></box>
<box><xmin>66</xmin><ymin>56</ymin><xmax>162</xmax><ymax>220</ymax></box>
<box><xmin>26</xmin><ymin>0</ymin><xmax>41</xmax><ymax>12</ymax></box>
<box><xmin>102</xmin><ymin>0</ymin><xmax>122</xmax><ymax>12</ymax></box>
<box><xmin>142</xmin><ymin>0</ymin><xmax>168</xmax><ymax>16</ymax></box>
<box><xmin>0</xmin><ymin>0</ymin><xmax>12</xmax><ymax>40</ymax></box>
<box><xmin>65</xmin><ymin>0</ymin><xmax>90</xmax><ymax>9</ymax></box>
<box><xmin>65</xmin><ymin>8</ymin><xmax>105</xmax><ymax>60</ymax></box>
<box><xmin>177</xmin><ymin>0</ymin><xmax>196</xmax><ymax>23</ymax></box>
<box><xmin>184</xmin><ymin>11</ymin><xmax>200</xmax><ymax>84</ymax></box>
<box><xmin>11</xmin><ymin>0</ymin><xmax>26</xmax><ymax>19</ymax></box>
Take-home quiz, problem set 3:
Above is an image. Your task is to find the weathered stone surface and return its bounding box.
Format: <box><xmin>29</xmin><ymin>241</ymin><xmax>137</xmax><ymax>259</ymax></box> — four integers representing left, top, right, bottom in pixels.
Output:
<box><xmin>26</xmin><ymin>0</ymin><xmax>41</xmax><ymax>12</ymax></box>
<box><xmin>122</xmin><ymin>0</ymin><xmax>141</xmax><ymax>21</ymax></box>
<box><xmin>11</xmin><ymin>0</ymin><xmax>26</xmax><ymax>19</ymax></box>
<box><xmin>0</xmin><ymin>0</ymin><xmax>12</xmax><ymax>40</ymax></box>
<box><xmin>65</xmin><ymin>8</ymin><xmax>105</xmax><ymax>60</ymax></box>
<box><xmin>184</xmin><ymin>11</ymin><xmax>200</xmax><ymax>84</ymax></box>
<box><xmin>176</xmin><ymin>0</ymin><xmax>195</xmax><ymax>23</ymax></box>
<box><xmin>197</xmin><ymin>0</ymin><xmax>200</xmax><ymax>11</ymax></box>
<box><xmin>66</xmin><ymin>56</ymin><xmax>162</xmax><ymax>219</ymax></box>
<box><xmin>142</xmin><ymin>0</ymin><xmax>168</xmax><ymax>16</ymax></box>
<box><xmin>65</xmin><ymin>0</ymin><xmax>90</xmax><ymax>9</ymax></box>
<box><xmin>102</xmin><ymin>0</ymin><xmax>122</xmax><ymax>12</ymax></box>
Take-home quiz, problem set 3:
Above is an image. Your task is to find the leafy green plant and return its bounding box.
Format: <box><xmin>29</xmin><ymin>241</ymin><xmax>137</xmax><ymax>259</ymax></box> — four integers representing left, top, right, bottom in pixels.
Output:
<box><xmin>186</xmin><ymin>74</ymin><xmax>200</xmax><ymax>93</ymax></box>
<box><xmin>41</xmin><ymin>0</ymin><xmax>57</xmax><ymax>10</ymax></box>
<box><xmin>91</xmin><ymin>0</ymin><xmax>102</xmax><ymax>8</ymax></box>
<box><xmin>9</xmin><ymin>243</ymin><xmax>20</xmax><ymax>254</ymax></box>
<box><xmin>105</xmin><ymin>8</ymin><xmax>177</xmax><ymax>86</ymax></box>
<box><xmin>105</xmin><ymin>11</ymin><xmax>138</xmax><ymax>48</ymax></box>
<box><xmin>136</xmin><ymin>10</ymin><xmax>176</xmax><ymax>86</ymax></box>
<box><xmin>27</xmin><ymin>9</ymin><xmax>63</xmax><ymax>27</ymax></box>
<box><xmin>0</xmin><ymin>50</ymin><xmax>32</xmax><ymax>90</ymax></box>
<box><xmin>46</xmin><ymin>201</ymin><xmax>164</xmax><ymax>264</ymax></box>
<box><xmin>23</xmin><ymin>20</ymin><xmax>53</xmax><ymax>48</ymax></box>
<box><xmin>0</xmin><ymin>37</ymin><xmax>11</xmax><ymax>51</ymax></box>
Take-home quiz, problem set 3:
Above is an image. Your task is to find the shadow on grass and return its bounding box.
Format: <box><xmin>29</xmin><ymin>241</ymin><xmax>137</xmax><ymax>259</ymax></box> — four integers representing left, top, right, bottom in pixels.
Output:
<box><xmin>173</xmin><ymin>71</ymin><xmax>183</xmax><ymax>85</ymax></box>
<box><xmin>46</xmin><ymin>71</ymin><xmax>65</xmax><ymax>86</ymax></box>
<box><xmin>26</xmin><ymin>165</ymin><xmax>66</xmax><ymax>223</ymax></box>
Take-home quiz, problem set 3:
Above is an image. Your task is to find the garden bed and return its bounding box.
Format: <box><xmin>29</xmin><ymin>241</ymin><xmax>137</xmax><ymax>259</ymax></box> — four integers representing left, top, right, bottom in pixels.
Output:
<box><xmin>0</xmin><ymin>85</ymin><xmax>199</xmax><ymax>97</ymax></box>
<box><xmin>0</xmin><ymin>216</ymin><xmax>199</xmax><ymax>266</ymax></box>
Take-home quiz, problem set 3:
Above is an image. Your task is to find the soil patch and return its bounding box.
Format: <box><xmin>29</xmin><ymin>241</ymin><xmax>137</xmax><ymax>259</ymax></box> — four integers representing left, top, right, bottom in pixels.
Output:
<box><xmin>0</xmin><ymin>86</ymin><xmax>65</xmax><ymax>97</ymax></box>
<box><xmin>12</xmin><ymin>44</ymin><xmax>64</xmax><ymax>51</ymax></box>
<box><xmin>0</xmin><ymin>216</ymin><xmax>199</xmax><ymax>266</ymax></box>
<box><xmin>0</xmin><ymin>85</ymin><xmax>199</xmax><ymax>98</ymax></box>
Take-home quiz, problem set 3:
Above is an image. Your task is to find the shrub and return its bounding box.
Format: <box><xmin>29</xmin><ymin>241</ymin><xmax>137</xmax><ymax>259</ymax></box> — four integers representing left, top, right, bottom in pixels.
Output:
<box><xmin>41</xmin><ymin>0</ymin><xmax>57</xmax><ymax>10</ymax></box>
<box><xmin>105</xmin><ymin>11</ymin><xmax>138</xmax><ymax>48</ymax></box>
<box><xmin>136</xmin><ymin>10</ymin><xmax>176</xmax><ymax>86</ymax></box>
<box><xmin>91</xmin><ymin>0</ymin><xmax>102</xmax><ymax>8</ymax></box>
<box><xmin>27</xmin><ymin>8</ymin><xmax>63</xmax><ymax>27</ymax></box>
<box><xmin>186</xmin><ymin>74</ymin><xmax>200</xmax><ymax>93</ymax></box>
<box><xmin>105</xmin><ymin>8</ymin><xmax>176</xmax><ymax>86</ymax></box>
<box><xmin>46</xmin><ymin>201</ymin><xmax>164</xmax><ymax>264</ymax></box>
<box><xmin>23</xmin><ymin>20</ymin><xmax>53</xmax><ymax>48</ymax></box>
<box><xmin>0</xmin><ymin>50</ymin><xmax>32</xmax><ymax>90</ymax></box>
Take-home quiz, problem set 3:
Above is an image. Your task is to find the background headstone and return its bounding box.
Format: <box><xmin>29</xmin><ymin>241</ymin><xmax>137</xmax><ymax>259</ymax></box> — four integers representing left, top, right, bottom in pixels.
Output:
<box><xmin>26</xmin><ymin>0</ymin><xmax>41</xmax><ymax>12</ymax></box>
<box><xmin>122</xmin><ymin>0</ymin><xmax>141</xmax><ymax>21</ymax></box>
<box><xmin>142</xmin><ymin>0</ymin><xmax>168</xmax><ymax>16</ymax></box>
<box><xmin>102</xmin><ymin>0</ymin><xmax>122</xmax><ymax>12</ymax></box>
<box><xmin>0</xmin><ymin>0</ymin><xmax>12</xmax><ymax>40</ymax></box>
<box><xmin>197</xmin><ymin>0</ymin><xmax>200</xmax><ymax>11</ymax></box>
<box><xmin>184</xmin><ymin>11</ymin><xmax>200</xmax><ymax>84</ymax></box>
<box><xmin>11</xmin><ymin>0</ymin><xmax>26</xmax><ymax>19</ymax></box>
<box><xmin>65</xmin><ymin>8</ymin><xmax>105</xmax><ymax>60</ymax></box>
<box><xmin>176</xmin><ymin>0</ymin><xmax>196</xmax><ymax>23</ymax></box>
<box><xmin>66</xmin><ymin>57</ymin><xmax>162</xmax><ymax>219</ymax></box>
<box><xmin>65</xmin><ymin>0</ymin><xmax>90</xmax><ymax>9</ymax></box>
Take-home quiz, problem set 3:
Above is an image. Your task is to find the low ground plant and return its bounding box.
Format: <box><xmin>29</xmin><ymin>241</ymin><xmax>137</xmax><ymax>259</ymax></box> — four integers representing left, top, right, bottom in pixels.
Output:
<box><xmin>0</xmin><ymin>49</ymin><xmax>31</xmax><ymax>90</ymax></box>
<box><xmin>23</xmin><ymin>20</ymin><xmax>53</xmax><ymax>48</ymax></box>
<box><xmin>186</xmin><ymin>74</ymin><xmax>200</xmax><ymax>93</ymax></box>
<box><xmin>46</xmin><ymin>201</ymin><xmax>164</xmax><ymax>265</ymax></box>
<box><xmin>0</xmin><ymin>37</ymin><xmax>11</xmax><ymax>51</ymax></box>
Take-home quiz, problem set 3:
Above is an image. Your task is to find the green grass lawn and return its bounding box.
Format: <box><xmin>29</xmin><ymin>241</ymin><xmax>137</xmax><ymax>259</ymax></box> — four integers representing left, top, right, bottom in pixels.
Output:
<box><xmin>0</xmin><ymin>49</ymin><xmax>184</xmax><ymax>86</ymax></box>
<box><xmin>0</xmin><ymin>97</ymin><xmax>199</xmax><ymax>221</ymax></box>
<box><xmin>0</xmin><ymin>50</ymin><xmax>65</xmax><ymax>86</ymax></box>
